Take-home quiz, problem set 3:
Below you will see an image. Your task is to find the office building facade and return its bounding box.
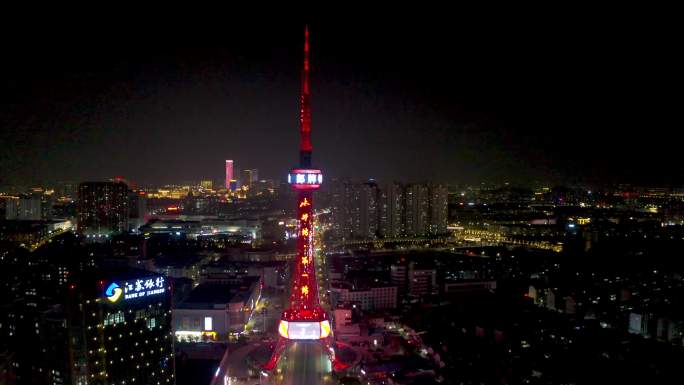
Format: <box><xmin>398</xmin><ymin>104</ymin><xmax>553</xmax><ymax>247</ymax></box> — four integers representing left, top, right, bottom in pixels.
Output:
<box><xmin>1</xmin><ymin>269</ymin><xmax>175</xmax><ymax>385</ymax></box>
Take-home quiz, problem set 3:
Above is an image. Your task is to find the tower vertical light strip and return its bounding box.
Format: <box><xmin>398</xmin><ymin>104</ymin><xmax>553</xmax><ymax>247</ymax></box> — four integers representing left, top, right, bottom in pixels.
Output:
<box><xmin>299</xmin><ymin>26</ymin><xmax>312</xmax><ymax>167</ymax></box>
<box><xmin>263</xmin><ymin>26</ymin><xmax>347</xmax><ymax>372</ymax></box>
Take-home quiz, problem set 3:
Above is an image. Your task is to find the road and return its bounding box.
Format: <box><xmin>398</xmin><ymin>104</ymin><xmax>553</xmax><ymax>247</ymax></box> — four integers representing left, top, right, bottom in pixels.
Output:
<box><xmin>277</xmin><ymin>341</ymin><xmax>331</xmax><ymax>385</ymax></box>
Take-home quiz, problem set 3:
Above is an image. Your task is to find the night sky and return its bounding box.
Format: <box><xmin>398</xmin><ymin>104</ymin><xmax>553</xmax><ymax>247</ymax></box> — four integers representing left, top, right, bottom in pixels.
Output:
<box><xmin>1</xmin><ymin>16</ymin><xmax>680</xmax><ymax>187</ymax></box>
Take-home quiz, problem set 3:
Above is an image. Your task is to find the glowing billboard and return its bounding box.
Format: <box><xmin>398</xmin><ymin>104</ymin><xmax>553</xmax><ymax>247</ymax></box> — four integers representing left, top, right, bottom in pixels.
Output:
<box><xmin>278</xmin><ymin>320</ymin><xmax>331</xmax><ymax>340</ymax></box>
<box><xmin>104</xmin><ymin>276</ymin><xmax>166</xmax><ymax>303</ymax></box>
<box><xmin>288</xmin><ymin>321</ymin><xmax>321</xmax><ymax>339</ymax></box>
<box><xmin>287</xmin><ymin>169</ymin><xmax>323</xmax><ymax>189</ymax></box>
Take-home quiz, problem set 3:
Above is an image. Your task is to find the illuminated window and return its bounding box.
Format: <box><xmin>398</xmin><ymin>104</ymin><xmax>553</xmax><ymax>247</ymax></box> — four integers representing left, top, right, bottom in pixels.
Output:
<box><xmin>104</xmin><ymin>311</ymin><xmax>125</xmax><ymax>326</ymax></box>
<box><xmin>204</xmin><ymin>317</ymin><xmax>213</xmax><ymax>331</ymax></box>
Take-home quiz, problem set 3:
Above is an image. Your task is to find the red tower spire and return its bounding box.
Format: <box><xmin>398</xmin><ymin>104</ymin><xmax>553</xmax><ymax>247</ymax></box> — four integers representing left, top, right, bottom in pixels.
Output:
<box><xmin>300</xmin><ymin>25</ymin><xmax>313</xmax><ymax>167</ymax></box>
<box><xmin>263</xmin><ymin>27</ymin><xmax>348</xmax><ymax>372</ymax></box>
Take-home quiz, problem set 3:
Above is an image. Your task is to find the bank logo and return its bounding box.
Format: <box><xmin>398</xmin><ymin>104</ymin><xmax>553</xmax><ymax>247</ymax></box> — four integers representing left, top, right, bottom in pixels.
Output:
<box><xmin>105</xmin><ymin>282</ymin><xmax>122</xmax><ymax>303</ymax></box>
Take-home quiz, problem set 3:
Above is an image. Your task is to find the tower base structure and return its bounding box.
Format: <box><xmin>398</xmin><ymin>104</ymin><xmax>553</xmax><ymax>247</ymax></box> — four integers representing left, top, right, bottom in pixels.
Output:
<box><xmin>263</xmin><ymin>308</ymin><xmax>349</xmax><ymax>371</ymax></box>
<box><xmin>262</xmin><ymin>333</ymin><xmax>349</xmax><ymax>372</ymax></box>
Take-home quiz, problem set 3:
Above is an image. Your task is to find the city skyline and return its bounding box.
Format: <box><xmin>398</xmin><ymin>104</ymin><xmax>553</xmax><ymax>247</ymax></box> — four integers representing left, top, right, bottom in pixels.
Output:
<box><xmin>1</xmin><ymin>18</ymin><xmax>680</xmax><ymax>187</ymax></box>
<box><xmin>2</xmin><ymin>19</ymin><xmax>684</xmax><ymax>385</ymax></box>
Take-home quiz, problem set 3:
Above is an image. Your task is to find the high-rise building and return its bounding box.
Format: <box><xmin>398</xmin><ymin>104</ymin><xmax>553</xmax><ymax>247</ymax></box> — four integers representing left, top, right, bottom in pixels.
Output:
<box><xmin>428</xmin><ymin>184</ymin><xmax>448</xmax><ymax>234</ymax></box>
<box><xmin>328</xmin><ymin>180</ymin><xmax>344</xmax><ymax>240</ymax></box>
<box><xmin>66</xmin><ymin>270</ymin><xmax>175</xmax><ymax>384</ymax></box>
<box><xmin>379</xmin><ymin>182</ymin><xmax>404</xmax><ymax>238</ymax></box>
<box><xmin>128</xmin><ymin>191</ymin><xmax>147</xmax><ymax>232</ymax></box>
<box><xmin>77</xmin><ymin>181</ymin><xmax>129</xmax><ymax>237</ymax></box>
<box><xmin>352</xmin><ymin>182</ymin><xmax>378</xmax><ymax>239</ymax></box>
<box><xmin>1</xmin><ymin>269</ymin><xmax>175</xmax><ymax>385</ymax></box>
<box><xmin>331</xmin><ymin>182</ymin><xmax>448</xmax><ymax>240</ymax></box>
<box><xmin>5</xmin><ymin>196</ymin><xmax>19</xmax><ymax>219</ymax></box>
<box><xmin>405</xmin><ymin>184</ymin><xmax>429</xmax><ymax>237</ymax></box>
<box><xmin>240</xmin><ymin>169</ymin><xmax>258</xmax><ymax>189</ymax></box>
<box><xmin>225</xmin><ymin>160</ymin><xmax>234</xmax><ymax>190</ymax></box>
<box><xmin>330</xmin><ymin>181</ymin><xmax>379</xmax><ymax>241</ymax></box>
<box><xmin>4</xmin><ymin>193</ymin><xmax>42</xmax><ymax>220</ymax></box>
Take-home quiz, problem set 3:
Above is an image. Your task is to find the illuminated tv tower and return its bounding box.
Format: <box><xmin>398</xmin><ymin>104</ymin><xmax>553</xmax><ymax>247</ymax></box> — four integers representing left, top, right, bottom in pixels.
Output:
<box><xmin>263</xmin><ymin>26</ymin><xmax>347</xmax><ymax>372</ymax></box>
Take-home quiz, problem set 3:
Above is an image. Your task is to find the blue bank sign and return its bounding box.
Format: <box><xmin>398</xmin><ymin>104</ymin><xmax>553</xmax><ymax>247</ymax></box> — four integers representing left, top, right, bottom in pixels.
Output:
<box><xmin>105</xmin><ymin>276</ymin><xmax>166</xmax><ymax>303</ymax></box>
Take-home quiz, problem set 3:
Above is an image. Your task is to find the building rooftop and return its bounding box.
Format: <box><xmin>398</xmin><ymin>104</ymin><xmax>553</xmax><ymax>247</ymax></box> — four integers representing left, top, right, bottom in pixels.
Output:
<box><xmin>176</xmin><ymin>276</ymin><xmax>260</xmax><ymax>309</ymax></box>
<box><xmin>332</xmin><ymin>280</ymin><xmax>397</xmax><ymax>291</ymax></box>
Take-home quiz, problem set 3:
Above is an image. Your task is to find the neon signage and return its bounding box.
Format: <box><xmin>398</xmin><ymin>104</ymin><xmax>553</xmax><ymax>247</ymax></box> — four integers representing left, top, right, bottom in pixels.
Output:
<box><xmin>288</xmin><ymin>169</ymin><xmax>323</xmax><ymax>188</ymax></box>
<box><xmin>105</xmin><ymin>282</ymin><xmax>123</xmax><ymax>303</ymax></box>
<box><xmin>104</xmin><ymin>276</ymin><xmax>166</xmax><ymax>303</ymax></box>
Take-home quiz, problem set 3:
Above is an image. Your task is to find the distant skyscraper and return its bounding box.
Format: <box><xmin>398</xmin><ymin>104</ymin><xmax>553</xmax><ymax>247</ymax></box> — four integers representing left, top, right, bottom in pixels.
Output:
<box><xmin>225</xmin><ymin>160</ymin><xmax>234</xmax><ymax>189</ymax></box>
<box><xmin>405</xmin><ymin>184</ymin><xmax>429</xmax><ymax>237</ymax></box>
<box><xmin>428</xmin><ymin>184</ymin><xmax>448</xmax><ymax>234</ymax></box>
<box><xmin>77</xmin><ymin>181</ymin><xmax>129</xmax><ymax>236</ymax></box>
<box><xmin>240</xmin><ymin>169</ymin><xmax>258</xmax><ymax>189</ymax></box>
<box><xmin>331</xmin><ymin>182</ymin><xmax>446</xmax><ymax>240</ymax></box>
<box><xmin>330</xmin><ymin>181</ymin><xmax>378</xmax><ymax>240</ymax></box>
<box><xmin>329</xmin><ymin>180</ymin><xmax>349</xmax><ymax>240</ymax></box>
<box><xmin>379</xmin><ymin>182</ymin><xmax>404</xmax><ymax>238</ymax></box>
<box><xmin>240</xmin><ymin>170</ymin><xmax>250</xmax><ymax>188</ymax></box>
<box><xmin>352</xmin><ymin>181</ymin><xmax>379</xmax><ymax>239</ymax></box>
<box><xmin>4</xmin><ymin>193</ymin><xmax>42</xmax><ymax>220</ymax></box>
<box><xmin>128</xmin><ymin>191</ymin><xmax>147</xmax><ymax>232</ymax></box>
<box><xmin>4</xmin><ymin>197</ymin><xmax>18</xmax><ymax>219</ymax></box>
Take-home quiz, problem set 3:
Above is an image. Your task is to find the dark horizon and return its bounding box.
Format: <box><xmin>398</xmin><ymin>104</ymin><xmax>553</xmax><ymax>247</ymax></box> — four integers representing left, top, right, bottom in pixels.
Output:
<box><xmin>1</xmin><ymin>17</ymin><xmax>681</xmax><ymax>187</ymax></box>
